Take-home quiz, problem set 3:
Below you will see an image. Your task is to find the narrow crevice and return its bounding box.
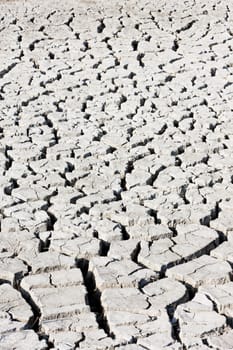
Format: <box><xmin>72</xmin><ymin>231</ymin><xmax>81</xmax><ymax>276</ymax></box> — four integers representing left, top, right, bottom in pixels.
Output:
<box><xmin>53</xmin><ymin>99</ymin><xmax>65</xmax><ymax>112</ymax></box>
<box><xmin>151</xmin><ymin>165</ymin><xmax>166</xmax><ymax>186</ymax></box>
<box><xmin>0</xmin><ymin>62</ymin><xmax>18</xmax><ymax>79</ymax></box>
<box><xmin>120</xmin><ymin>176</ymin><xmax>127</xmax><ymax>193</ymax></box>
<box><xmin>28</xmin><ymin>39</ymin><xmax>42</xmax><ymax>51</ymax></box>
<box><xmin>75</xmin><ymin>332</ymin><xmax>85</xmax><ymax>348</ymax></box>
<box><xmin>176</xmin><ymin>20</ymin><xmax>197</xmax><ymax>34</ymax></box>
<box><xmin>169</xmin><ymin>226</ymin><xmax>178</xmax><ymax>237</ymax></box>
<box><xmin>65</xmin><ymin>13</ymin><xmax>75</xmax><ymax>32</ymax></box>
<box><xmin>137</xmin><ymin>53</ymin><xmax>145</xmax><ymax>67</ymax></box>
<box><xmin>211</xmin><ymin>67</ymin><xmax>217</xmax><ymax>77</ymax></box>
<box><xmin>18</xmin><ymin>282</ymin><xmax>41</xmax><ymax>333</ymax></box>
<box><xmin>77</xmin><ymin>259</ymin><xmax>112</xmax><ymax>338</ymax></box>
<box><xmin>131</xmin><ymin>242</ymin><xmax>141</xmax><ymax>263</ymax></box>
<box><xmin>165</xmin><ymin>75</ymin><xmax>175</xmax><ymax>83</ymax></box>
<box><xmin>131</xmin><ymin>40</ymin><xmax>139</xmax><ymax>51</ymax></box>
<box><xmin>4</xmin><ymin>178</ymin><xmax>18</xmax><ymax>195</ymax></box>
<box><xmin>147</xmin><ymin>208</ymin><xmax>160</xmax><ymax>224</ymax></box>
<box><xmin>170</xmin><ymin>282</ymin><xmax>197</xmax><ymax>345</ymax></box>
<box><xmin>46</xmin><ymin>210</ymin><xmax>57</xmax><ymax>233</ymax></box>
<box><xmin>97</xmin><ymin>19</ymin><xmax>105</xmax><ymax>33</ymax></box>
<box><xmin>172</xmin><ymin>39</ymin><xmax>179</xmax><ymax>51</ymax></box>
<box><xmin>180</xmin><ymin>185</ymin><xmax>190</xmax><ymax>205</ymax></box>
<box><xmin>120</xmin><ymin>224</ymin><xmax>130</xmax><ymax>240</ymax></box>
<box><xmin>21</xmin><ymin>95</ymin><xmax>40</xmax><ymax>107</ymax></box>
<box><xmin>44</xmin><ymin>190</ymin><xmax>58</xmax><ymax>235</ymax></box>
<box><xmin>38</xmin><ymin>231</ymin><xmax>52</xmax><ymax>253</ymax></box>
<box><xmin>4</xmin><ymin>145</ymin><xmax>13</xmax><ymax>171</ymax></box>
<box><xmin>80</xmin><ymin>40</ymin><xmax>90</xmax><ymax>52</ymax></box>
<box><xmin>99</xmin><ymin>240</ymin><xmax>110</xmax><ymax>256</ymax></box>
<box><xmin>118</xmin><ymin>94</ymin><xmax>127</xmax><ymax>110</ymax></box>
<box><xmin>171</xmin><ymin>317</ymin><xmax>182</xmax><ymax>344</ymax></box>
<box><xmin>199</xmin><ymin>203</ymin><xmax>219</xmax><ymax>227</ymax></box>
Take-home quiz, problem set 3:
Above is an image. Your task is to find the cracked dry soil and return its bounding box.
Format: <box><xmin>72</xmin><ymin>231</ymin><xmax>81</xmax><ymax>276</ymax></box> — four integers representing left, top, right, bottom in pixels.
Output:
<box><xmin>0</xmin><ymin>0</ymin><xmax>233</xmax><ymax>349</ymax></box>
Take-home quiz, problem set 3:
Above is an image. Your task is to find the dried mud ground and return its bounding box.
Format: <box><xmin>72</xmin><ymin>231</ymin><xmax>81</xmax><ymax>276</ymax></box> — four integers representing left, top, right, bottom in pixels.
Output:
<box><xmin>0</xmin><ymin>0</ymin><xmax>233</xmax><ymax>349</ymax></box>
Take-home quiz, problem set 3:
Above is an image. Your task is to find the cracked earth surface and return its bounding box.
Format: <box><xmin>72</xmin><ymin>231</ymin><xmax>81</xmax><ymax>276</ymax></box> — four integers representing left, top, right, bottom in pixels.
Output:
<box><xmin>0</xmin><ymin>0</ymin><xmax>233</xmax><ymax>349</ymax></box>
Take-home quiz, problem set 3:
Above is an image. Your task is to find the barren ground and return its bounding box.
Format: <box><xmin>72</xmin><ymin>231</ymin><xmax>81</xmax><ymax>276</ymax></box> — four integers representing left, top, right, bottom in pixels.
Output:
<box><xmin>0</xmin><ymin>0</ymin><xmax>233</xmax><ymax>349</ymax></box>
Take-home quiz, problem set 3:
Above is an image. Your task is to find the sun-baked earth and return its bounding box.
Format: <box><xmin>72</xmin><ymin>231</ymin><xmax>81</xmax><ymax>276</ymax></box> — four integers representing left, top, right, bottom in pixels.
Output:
<box><xmin>0</xmin><ymin>0</ymin><xmax>233</xmax><ymax>349</ymax></box>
